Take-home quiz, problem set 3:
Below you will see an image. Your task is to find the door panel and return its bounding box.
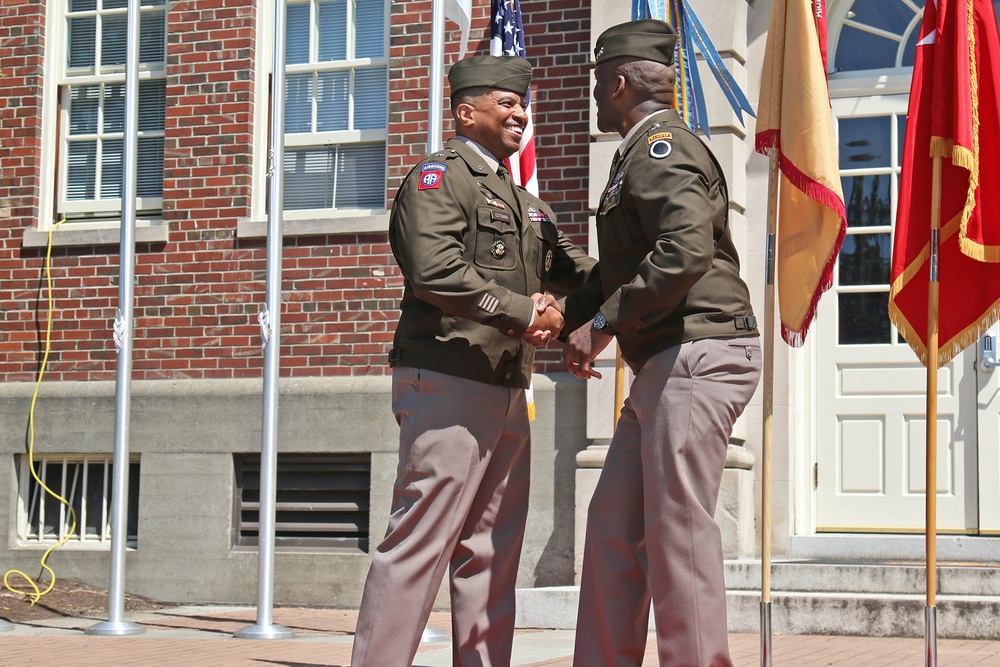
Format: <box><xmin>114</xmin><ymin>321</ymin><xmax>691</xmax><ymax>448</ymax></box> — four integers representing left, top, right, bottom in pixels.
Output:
<box><xmin>979</xmin><ymin>325</ymin><xmax>1000</xmax><ymax>533</ymax></box>
<box><xmin>813</xmin><ymin>95</ymin><xmax>979</xmax><ymax>533</ymax></box>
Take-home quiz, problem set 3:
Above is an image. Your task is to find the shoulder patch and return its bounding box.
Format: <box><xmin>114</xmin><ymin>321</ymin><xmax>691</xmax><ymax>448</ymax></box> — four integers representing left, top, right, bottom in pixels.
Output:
<box><xmin>648</xmin><ymin>139</ymin><xmax>673</xmax><ymax>159</ymax></box>
<box><xmin>422</xmin><ymin>162</ymin><xmax>447</xmax><ymax>172</ymax></box>
<box><xmin>648</xmin><ymin>132</ymin><xmax>673</xmax><ymax>144</ymax></box>
<box><xmin>418</xmin><ymin>167</ymin><xmax>444</xmax><ymax>190</ymax></box>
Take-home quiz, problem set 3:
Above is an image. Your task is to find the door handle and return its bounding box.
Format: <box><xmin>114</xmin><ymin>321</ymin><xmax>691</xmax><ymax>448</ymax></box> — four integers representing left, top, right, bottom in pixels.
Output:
<box><xmin>981</xmin><ymin>334</ymin><xmax>1000</xmax><ymax>371</ymax></box>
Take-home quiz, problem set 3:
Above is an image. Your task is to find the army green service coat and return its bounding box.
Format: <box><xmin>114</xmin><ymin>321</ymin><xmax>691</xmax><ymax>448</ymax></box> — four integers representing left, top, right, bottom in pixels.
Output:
<box><xmin>389</xmin><ymin>138</ymin><xmax>596</xmax><ymax>388</ymax></box>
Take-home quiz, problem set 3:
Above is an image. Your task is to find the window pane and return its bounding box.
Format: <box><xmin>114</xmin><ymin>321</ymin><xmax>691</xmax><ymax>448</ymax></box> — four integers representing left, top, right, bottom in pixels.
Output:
<box><xmin>66</xmin><ymin>141</ymin><xmax>98</xmax><ymax>200</ymax></box>
<box><xmin>336</xmin><ymin>142</ymin><xmax>385</xmax><ymax>208</ymax></box>
<box><xmin>285</xmin><ymin>147</ymin><xmax>335</xmax><ymax>209</ymax></box>
<box><xmin>839</xmin><ymin>116</ymin><xmax>891</xmax><ymax>169</ymax></box>
<box><xmin>83</xmin><ymin>462</ymin><xmax>107</xmax><ymax>539</ymax></box>
<box><xmin>68</xmin><ymin>16</ymin><xmax>97</xmax><ymax>70</ymax></box>
<box><xmin>69</xmin><ymin>85</ymin><xmax>100</xmax><ymax>134</ymax></box>
<box><xmin>101</xmin><ymin>138</ymin><xmax>123</xmax><ymax>199</ymax></box>
<box><xmin>139</xmin><ymin>9</ymin><xmax>166</xmax><ymax>64</ymax></box>
<box><xmin>138</xmin><ymin>79</ymin><xmax>166</xmax><ymax>131</ymax></box>
<box><xmin>355</xmin><ymin>0</ymin><xmax>384</xmax><ymax>59</ymax></box>
<box><xmin>101</xmin><ymin>13</ymin><xmax>127</xmax><ymax>67</ymax></box>
<box><xmin>353</xmin><ymin>66</ymin><xmax>386</xmax><ymax>129</ymax></box>
<box><xmin>839</xmin><ymin>232</ymin><xmax>891</xmax><ymax>286</ymax></box>
<box><xmin>138</xmin><ymin>136</ymin><xmax>164</xmax><ymax>197</ymax></box>
<box><xmin>835</xmin><ymin>25</ymin><xmax>899</xmax><ymax>71</ymax></box>
<box><xmin>318</xmin><ymin>0</ymin><xmax>348</xmax><ymax>61</ymax></box>
<box><xmin>69</xmin><ymin>0</ymin><xmax>97</xmax><ymax>11</ymax></box>
<box><xmin>842</xmin><ymin>174</ymin><xmax>892</xmax><ymax>228</ymax></box>
<box><xmin>285</xmin><ymin>72</ymin><xmax>315</xmax><ymax>133</ymax></box>
<box><xmin>286</xmin><ymin>3</ymin><xmax>310</xmax><ymax>65</ymax></box>
<box><xmin>316</xmin><ymin>70</ymin><xmax>349</xmax><ymax>131</ymax></box>
<box><xmin>848</xmin><ymin>0</ymin><xmax>914</xmax><ymax>35</ymax></box>
<box><xmin>105</xmin><ymin>0</ymin><xmax>127</xmax><ymax>9</ymax></box>
<box><xmin>897</xmin><ymin>115</ymin><xmax>907</xmax><ymax>166</ymax></box>
<box><xmin>103</xmin><ymin>83</ymin><xmax>125</xmax><ymax>132</ymax></box>
<box><xmin>839</xmin><ymin>292</ymin><xmax>891</xmax><ymax>344</ymax></box>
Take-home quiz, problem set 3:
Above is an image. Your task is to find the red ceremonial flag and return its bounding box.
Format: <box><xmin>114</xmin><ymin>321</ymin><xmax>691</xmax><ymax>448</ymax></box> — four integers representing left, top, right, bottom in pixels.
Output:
<box><xmin>755</xmin><ymin>0</ymin><xmax>847</xmax><ymax>346</ymax></box>
<box><xmin>889</xmin><ymin>0</ymin><xmax>1000</xmax><ymax>367</ymax></box>
<box><xmin>490</xmin><ymin>0</ymin><xmax>537</xmax><ymax>195</ymax></box>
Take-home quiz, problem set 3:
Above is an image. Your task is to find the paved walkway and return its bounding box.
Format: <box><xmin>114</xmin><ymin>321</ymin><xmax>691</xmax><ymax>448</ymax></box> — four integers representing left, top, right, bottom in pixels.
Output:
<box><xmin>1</xmin><ymin>605</ymin><xmax>999</xmax><ymax>666</ymax></box>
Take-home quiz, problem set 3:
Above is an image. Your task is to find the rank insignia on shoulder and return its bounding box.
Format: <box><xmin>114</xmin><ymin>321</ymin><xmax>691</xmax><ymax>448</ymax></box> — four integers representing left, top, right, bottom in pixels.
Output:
<box><xmin>647</xmin><ymin>132</ymin><xmax>673</xmax><ymax>144</ymax></box>
<box><xmin>649</xmin><ymin>139</ymin><xmax>672</xmax><ymax>159</ymax></box>
<box><xmin>491</xmin><ymin>239</ymin><xmax>507</xmax><ymax>259</ymax></box>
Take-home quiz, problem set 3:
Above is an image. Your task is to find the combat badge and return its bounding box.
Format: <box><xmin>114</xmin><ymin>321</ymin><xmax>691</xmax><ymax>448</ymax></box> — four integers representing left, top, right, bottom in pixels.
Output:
<box><xmin>491</xmin><ymin>239</ymin><xmax>507</xmax><ymax>259</ymax></box>
<box><xmin>545</xmin><ymin>249</ymin><xmax>553</xmax><ymax>272</ymax></box>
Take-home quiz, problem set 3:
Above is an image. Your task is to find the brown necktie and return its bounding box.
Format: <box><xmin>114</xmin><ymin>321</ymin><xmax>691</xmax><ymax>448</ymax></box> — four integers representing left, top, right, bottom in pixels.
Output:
<box><xmin>497</xmin><ymin>163</ymin><xmax>517</xmax><ymax>199</ymax></box>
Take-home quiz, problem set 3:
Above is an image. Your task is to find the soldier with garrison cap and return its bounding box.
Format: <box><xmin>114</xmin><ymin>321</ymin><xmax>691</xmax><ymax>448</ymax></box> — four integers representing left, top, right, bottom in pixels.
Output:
<box><xmin>561</xmin><ymin>19</ymin><xmax>762</xmax><ymax>667</ymax></box>
<box><xmin>351</xmin><ymin>54</ymin><xmax>595</xmax><ymax>667</ymax></box>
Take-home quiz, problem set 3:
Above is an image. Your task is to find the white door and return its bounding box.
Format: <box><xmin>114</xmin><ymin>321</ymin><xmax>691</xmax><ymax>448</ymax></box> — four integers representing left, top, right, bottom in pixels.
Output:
<box><xmin>813</xmin><ymin>96</ymin><xmax>979</xmax><ymax>533</ymax></box>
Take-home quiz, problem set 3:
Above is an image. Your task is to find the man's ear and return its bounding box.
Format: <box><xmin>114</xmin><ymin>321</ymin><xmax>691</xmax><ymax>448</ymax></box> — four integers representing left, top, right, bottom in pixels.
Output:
<box><xmin>455</xmin><ymin>102</ymin><xmax>475</xmax><ymax>128</ymax></box>
<box><xmin>612</xmin><ymin>74</ymin><xmax>627</xmax><ymax>100</ymax></box>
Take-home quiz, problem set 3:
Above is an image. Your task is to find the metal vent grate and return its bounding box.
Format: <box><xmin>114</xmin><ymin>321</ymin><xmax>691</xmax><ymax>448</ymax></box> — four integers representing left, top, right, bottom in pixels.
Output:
<box><xmin>235</xmin><ymin>453</ymin><xmax>370</xmax><ymax>551</ymax></box>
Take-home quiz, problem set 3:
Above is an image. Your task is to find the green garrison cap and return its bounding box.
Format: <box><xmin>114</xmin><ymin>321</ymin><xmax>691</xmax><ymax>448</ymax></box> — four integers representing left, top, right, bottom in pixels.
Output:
<box><xmin>448</xmin><ymin>55</ymin><xmax>532</xmax><ymax>96</ymax></box>
<box><xmin>594</xmin><ymin>19</ymin><xmax>677</xmax><ymax>67</ymax></box>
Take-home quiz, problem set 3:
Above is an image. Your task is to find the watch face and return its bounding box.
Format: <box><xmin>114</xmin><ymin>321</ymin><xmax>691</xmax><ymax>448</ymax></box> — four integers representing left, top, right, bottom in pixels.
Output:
<box><xmin>593</xmin><ymin>313</ymin><xmax>606</xmax><ymax>330</ymax></box>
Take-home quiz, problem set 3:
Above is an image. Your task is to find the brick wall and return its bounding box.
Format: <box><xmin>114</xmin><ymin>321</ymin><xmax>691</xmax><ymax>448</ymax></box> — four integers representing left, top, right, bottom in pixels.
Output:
<box><xmin>0</xmin><ymin>0</ymin><xmax>591</xmax><ymax>383</ymax></box>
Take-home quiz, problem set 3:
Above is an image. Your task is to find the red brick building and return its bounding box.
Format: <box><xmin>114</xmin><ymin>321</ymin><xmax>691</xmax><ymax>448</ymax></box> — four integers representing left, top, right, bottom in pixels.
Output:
<box><xmin>0</xmin><ymin>0</ymin><xmax>595</xmax><ymax>606</ymax></box>
<box><xmin>1</xmin><ymin>0</ymin><xmax>590</xmax><ymax>384</ymax></box>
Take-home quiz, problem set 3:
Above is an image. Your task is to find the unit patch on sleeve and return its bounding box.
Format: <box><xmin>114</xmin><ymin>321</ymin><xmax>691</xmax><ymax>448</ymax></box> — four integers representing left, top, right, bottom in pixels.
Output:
<box><xmin>418</xmin><ymin>163</ymin><xmax>447</xmax><ymax>190</ymax></box>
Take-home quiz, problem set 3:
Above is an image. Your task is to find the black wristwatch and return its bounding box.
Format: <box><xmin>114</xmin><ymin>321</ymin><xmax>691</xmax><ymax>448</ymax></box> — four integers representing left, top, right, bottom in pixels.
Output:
<box><xmin>593</xmin><ymin>312</ymin><xmax>615</xmax><ymax>335</ymax></box>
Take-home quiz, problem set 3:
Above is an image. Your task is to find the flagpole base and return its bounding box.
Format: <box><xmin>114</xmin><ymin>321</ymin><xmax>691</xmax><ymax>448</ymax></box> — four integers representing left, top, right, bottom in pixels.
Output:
<box><xmin>234</xmin><ymin>623</ymin><xmax>295</xmax><ymax>640</ymax></box>
<box><xmin>925</xmin><ymin>606</ymin><xmax>937</xmax><ymax>667</ymax></box>
<box><xmin>760</xmin><ymin>601</ymin><xmax>772</xmax><ymax>667</ymax></box>
<box><xmin>86</xmin><ymin>620</ymin><xmax>145</xmax><ymax>636</ymax></box>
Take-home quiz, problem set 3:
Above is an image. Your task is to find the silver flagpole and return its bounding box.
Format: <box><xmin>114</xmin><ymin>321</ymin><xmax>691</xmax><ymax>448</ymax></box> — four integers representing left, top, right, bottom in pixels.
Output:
<box><xmin>234</xmin><ymin>0</ymin><xmax>293</xmax><ymax>640</ymax></box>
<box><xmin>86</xmin><ymin>0</ymin><xmax>144</xmax><ymax>637</ymax></box>
<box><xmin>427</xmin><ymin>0</ymin><xmax>445</xmax><ymax>153</ymax></box>
<box><xmin>418</xmin><ymin>0</ymin><xmax>449</xmax><ymax>646</ymax></box>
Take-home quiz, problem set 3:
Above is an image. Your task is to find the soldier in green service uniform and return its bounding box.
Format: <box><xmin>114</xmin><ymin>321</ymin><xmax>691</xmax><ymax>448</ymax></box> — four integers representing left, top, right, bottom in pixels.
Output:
<box><xmin>351</xmin><ymin>55</ymin><xmax>595</xmax><ymax>667</ymax></box>
<box><xmin>561</xmin><ymin>19</ymin><xmax>762</xmax><ymax>667</ymax></box>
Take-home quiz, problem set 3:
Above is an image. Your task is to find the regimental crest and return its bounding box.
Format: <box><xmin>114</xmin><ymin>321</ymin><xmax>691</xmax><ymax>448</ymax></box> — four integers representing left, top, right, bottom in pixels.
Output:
<box><xmin>491</xmin><ymin>240</ymin><xmax>507</xmax><ymax>259</ymax></box>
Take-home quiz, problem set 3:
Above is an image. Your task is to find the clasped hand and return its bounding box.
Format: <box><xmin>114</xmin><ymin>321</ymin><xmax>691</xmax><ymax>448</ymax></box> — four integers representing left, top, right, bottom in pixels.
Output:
<box><xmin>561</xmin><ymin>321</ymin><xmax>613</xmax><ymax>379</ymax></box>
<box><xmin>523</xmin><ymin>293</ymin><xmax>563</xmax><ymax>346</ymax></box>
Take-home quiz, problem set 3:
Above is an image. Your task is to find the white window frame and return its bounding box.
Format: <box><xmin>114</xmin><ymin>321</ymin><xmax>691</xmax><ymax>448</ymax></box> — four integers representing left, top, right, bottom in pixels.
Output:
<box><xmin>38</xmin><ymin>0</ymin><xmax>167</xmax><ymax>235</ymax></box>
<box><xmin>244</xmin><ymin>0</ymin><xmax>390</xmax><ymax>235</ymax></box>
<box><xmin>16</xmin><ymin>455</ymin><xmax>140</xmax><ymax>549</ymax></box>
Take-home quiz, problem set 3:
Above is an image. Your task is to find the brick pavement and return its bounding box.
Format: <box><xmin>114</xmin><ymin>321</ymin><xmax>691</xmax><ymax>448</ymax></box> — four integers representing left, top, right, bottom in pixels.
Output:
<box><xmin>0</xmin><ymin>606</ymin><xmax>998</xmax><ymax>666</ymax></box>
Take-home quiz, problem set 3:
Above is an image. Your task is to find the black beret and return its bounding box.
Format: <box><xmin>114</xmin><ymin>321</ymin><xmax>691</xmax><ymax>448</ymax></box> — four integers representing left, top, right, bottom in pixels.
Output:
<box><xmin>594</xmin><ymin>19</ymin><xmax>677</xmax><ymax>67</ymax></box>
<box><xmin>448</xmin><ymin>55</ymin><xmax>532</xmax><ymax>97</ymax></box>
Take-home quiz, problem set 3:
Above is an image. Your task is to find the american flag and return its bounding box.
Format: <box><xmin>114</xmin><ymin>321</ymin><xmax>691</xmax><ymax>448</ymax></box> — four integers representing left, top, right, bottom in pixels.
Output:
<box><xmin>490</xmin><ymin>0</ymin><xmax>537</xmax><ymax>195</ymax></box>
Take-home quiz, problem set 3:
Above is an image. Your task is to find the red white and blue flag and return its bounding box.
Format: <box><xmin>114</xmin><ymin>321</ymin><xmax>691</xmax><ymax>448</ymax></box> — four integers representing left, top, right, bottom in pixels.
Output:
<box><xmin>490</xmin><ymin>0</ymin><xmax>538</xmax><ymax>195</ymax></box>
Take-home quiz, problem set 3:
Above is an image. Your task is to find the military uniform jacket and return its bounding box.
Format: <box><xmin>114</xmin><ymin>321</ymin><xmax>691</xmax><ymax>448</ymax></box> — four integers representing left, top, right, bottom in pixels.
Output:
<box><xmin>389</xmin><ymin>138</ymin><xmax>596</xmax><ymax>388</ymax></box>
<box><xmin>565</xmin><ymin>109</ymin><xmax>757</xmax><ymax>370</ymax></box>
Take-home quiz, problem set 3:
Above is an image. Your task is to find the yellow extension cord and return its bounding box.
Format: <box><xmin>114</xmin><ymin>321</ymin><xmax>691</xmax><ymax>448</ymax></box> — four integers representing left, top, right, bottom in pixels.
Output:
<box><xmin>4</xmin><ymin>219</ymin><xmax>79</xmax><ymax>605</ymax></box>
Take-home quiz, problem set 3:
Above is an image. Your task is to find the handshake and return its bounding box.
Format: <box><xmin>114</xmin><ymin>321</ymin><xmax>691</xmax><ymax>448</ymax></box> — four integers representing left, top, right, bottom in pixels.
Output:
<box><xmin>523</xmin><ymin>293</ymin><xmax>563</xmax><ymax>347</ymax></box>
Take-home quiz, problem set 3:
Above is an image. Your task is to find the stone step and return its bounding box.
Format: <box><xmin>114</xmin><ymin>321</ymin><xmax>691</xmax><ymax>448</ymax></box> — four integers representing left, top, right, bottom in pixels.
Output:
<box><xmin>725</xmin><ymin>559</ymin><xmax>1000</xmax><ymax>597</ymax></box>
<box><xmin>516</xmin><ymin>559</ymin><xmax>1000</xmax><ymax>639</ymax></box>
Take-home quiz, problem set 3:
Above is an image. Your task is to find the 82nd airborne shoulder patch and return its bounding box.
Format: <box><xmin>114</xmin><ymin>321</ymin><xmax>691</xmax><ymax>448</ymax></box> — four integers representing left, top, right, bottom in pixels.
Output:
<box><xmin>418</xmin><ymin>162</ymin><xmax>447</xmax><ymax>190</ymax></box>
